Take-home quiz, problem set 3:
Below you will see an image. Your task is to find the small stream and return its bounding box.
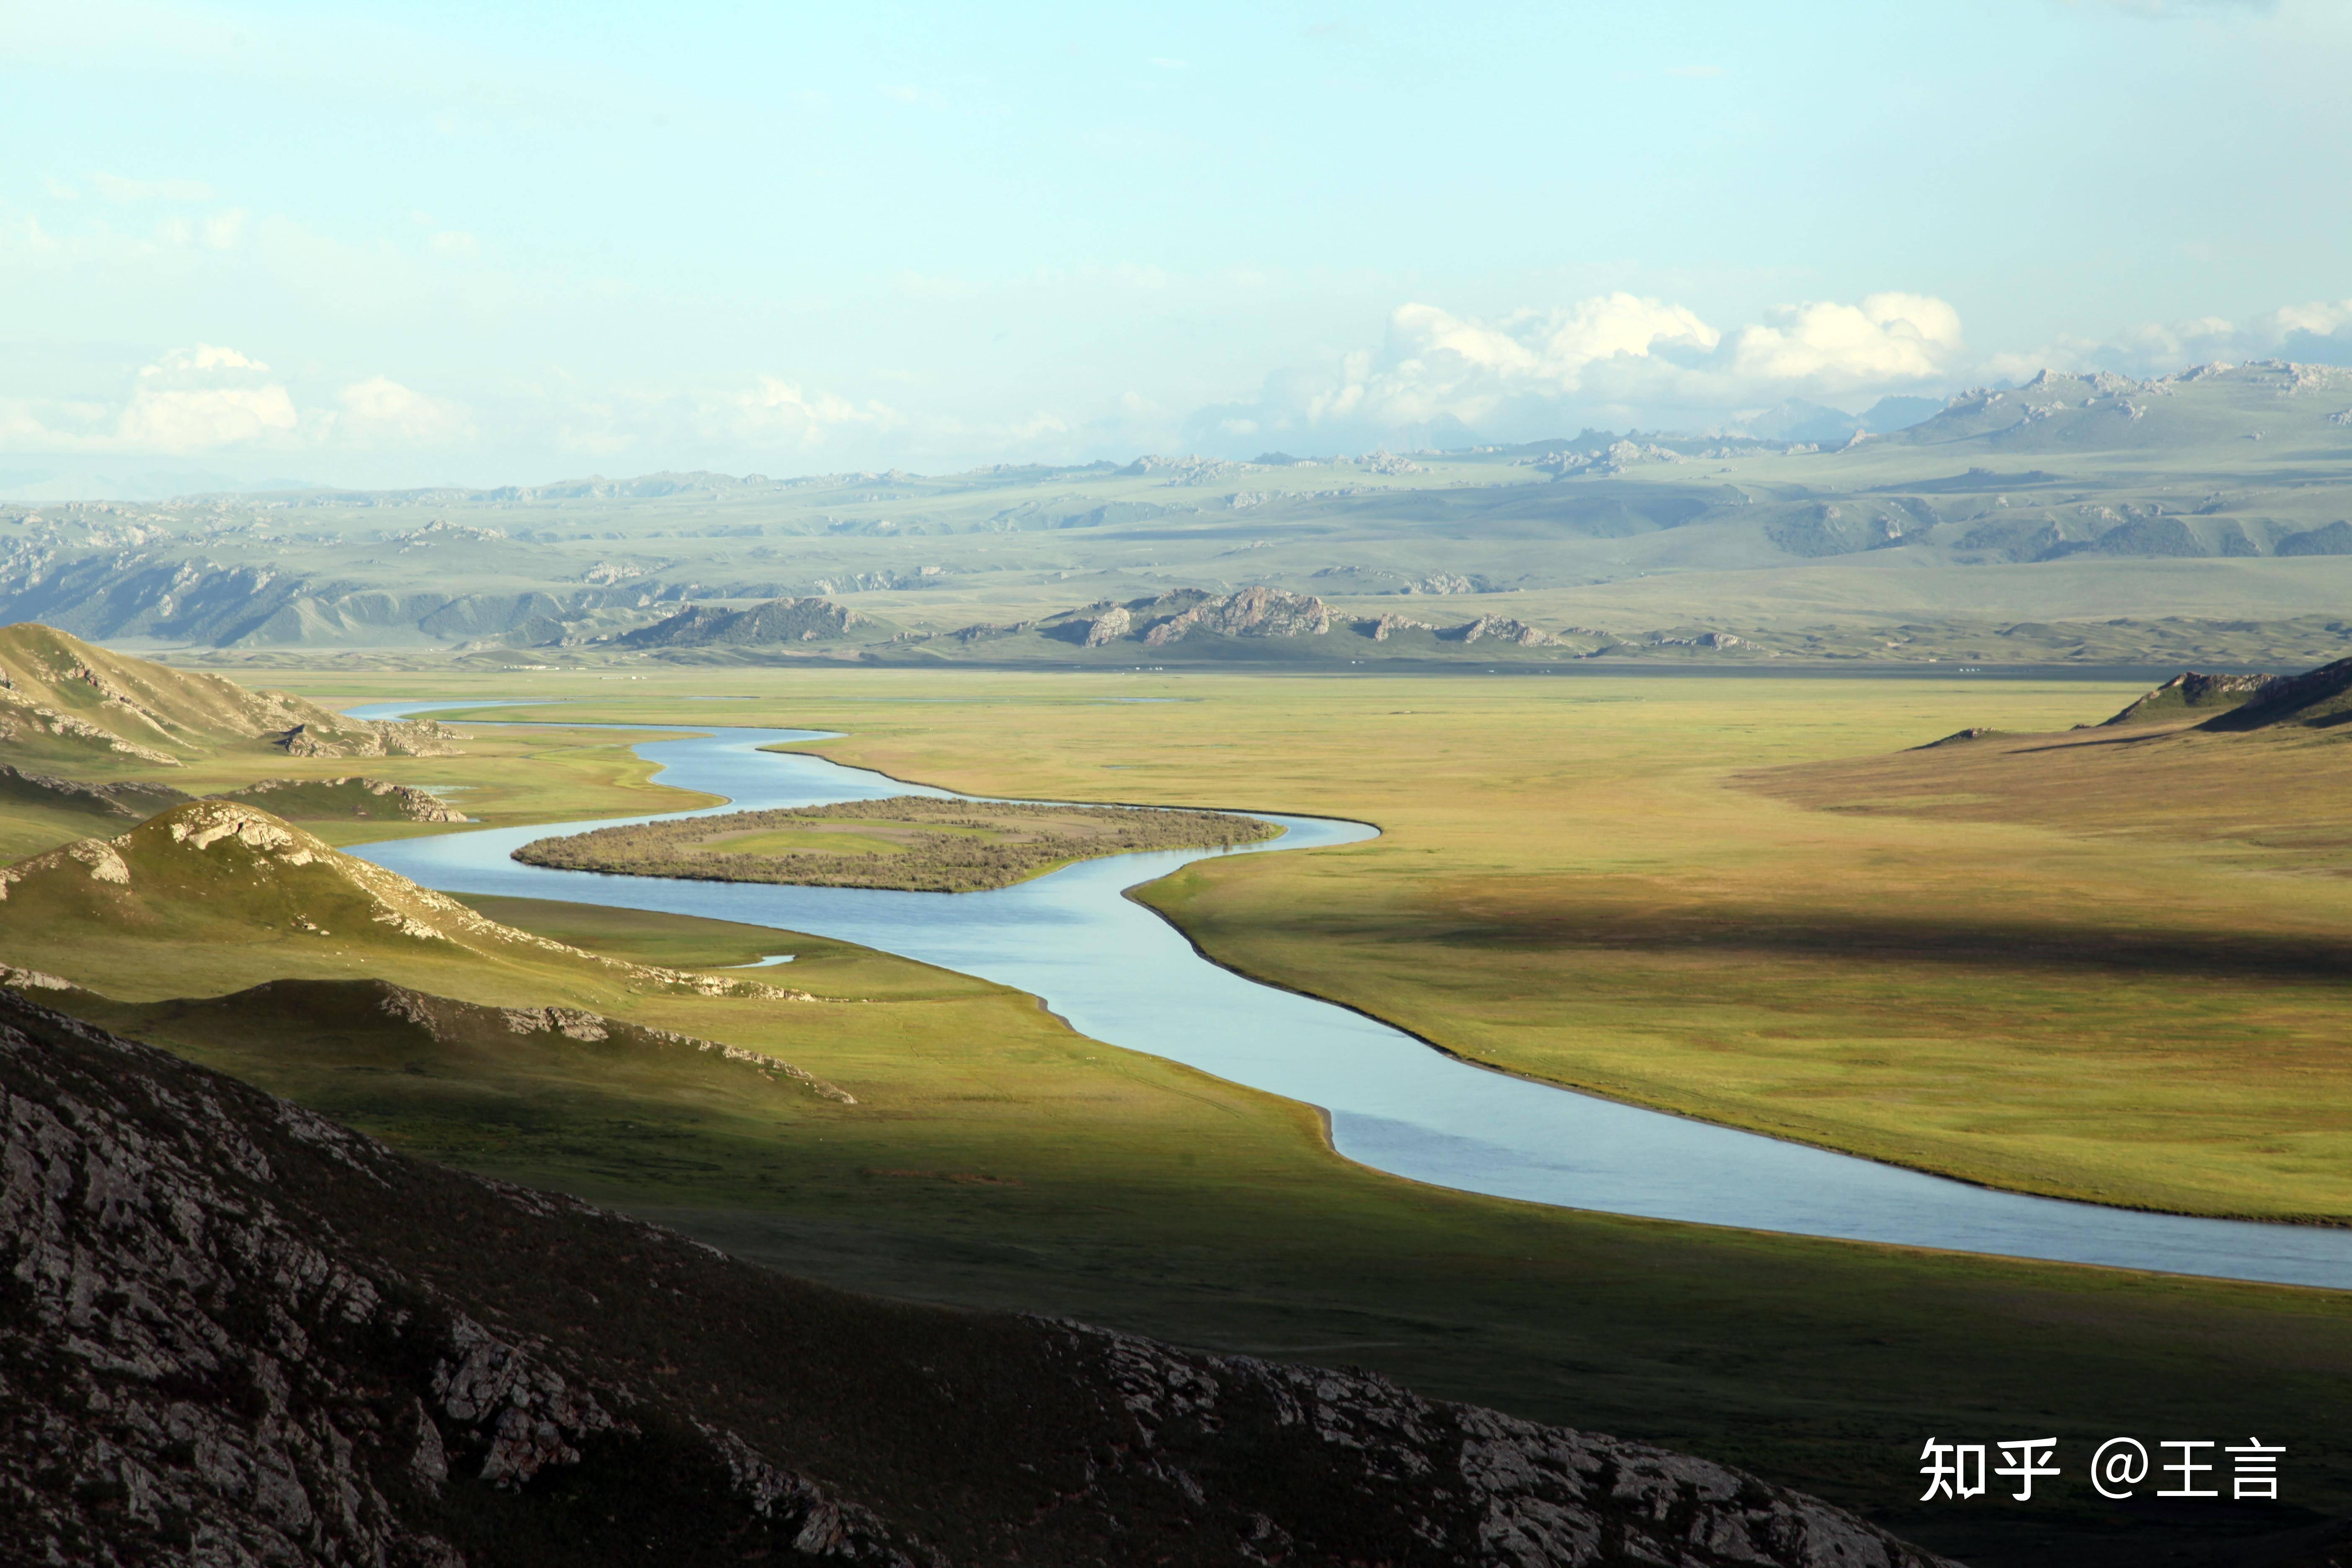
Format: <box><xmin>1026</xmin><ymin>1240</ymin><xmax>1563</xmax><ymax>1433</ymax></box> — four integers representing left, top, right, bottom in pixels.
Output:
<box><xmin>346</xmin><ymin>706</ymin><xmax>2352</xmax><ymax>1290</ymax></box>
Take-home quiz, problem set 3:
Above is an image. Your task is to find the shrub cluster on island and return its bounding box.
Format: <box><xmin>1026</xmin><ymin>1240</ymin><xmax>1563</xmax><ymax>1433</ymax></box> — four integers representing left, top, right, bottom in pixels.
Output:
<box><xmin>512</xmin><ymin>793</ymin><xmax>1283</xmax><ymax>892</ymax></box>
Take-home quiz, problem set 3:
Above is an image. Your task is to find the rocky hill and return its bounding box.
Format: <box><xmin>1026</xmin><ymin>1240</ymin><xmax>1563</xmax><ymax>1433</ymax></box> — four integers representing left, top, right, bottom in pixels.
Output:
<box><xmin>612</xmin><ymin>596</ymin><xmax>871</xmax><ymax>649</ymax></box>
<box><xmin>0</xmin><ymin>988</ymin><xmax>1952</xmax><ymax>1566</ymax></box>
<box><xmin>0</xmin><ymin>623</ymin><xmax>460</xmax><ymax>769</ymax></box>
<box><xmin>2099</xmin><ymin>670</ymin><xmax>2281</xmax><ymax>726</ymax></box>
<box><xmin>2197</xmin><ymin>655</ymin><xmax>2352</xmax><ymax>731</ymax></box>
<box><xmin>209</xmin><ymin>776</ymin><xmax>466</xmax><ymax>823</ymax></box>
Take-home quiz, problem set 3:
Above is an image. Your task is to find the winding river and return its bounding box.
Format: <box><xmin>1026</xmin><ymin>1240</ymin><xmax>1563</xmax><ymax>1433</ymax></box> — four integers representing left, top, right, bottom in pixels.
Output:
<box><xmin>346</xmin><ymin>705</ymin><xmax>2352</xmax><ymax>1291</ymax></box>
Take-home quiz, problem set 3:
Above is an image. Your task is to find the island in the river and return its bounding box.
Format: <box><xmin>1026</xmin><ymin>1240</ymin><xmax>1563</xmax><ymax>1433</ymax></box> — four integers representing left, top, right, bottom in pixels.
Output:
<box><xmin>511</xmin><ymin>793</ymin><xmax>1283</xmax><ymax>892</ymax></box>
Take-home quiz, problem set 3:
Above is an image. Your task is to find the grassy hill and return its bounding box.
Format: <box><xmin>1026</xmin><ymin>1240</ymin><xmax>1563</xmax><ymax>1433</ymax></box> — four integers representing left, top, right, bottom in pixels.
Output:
<box><xmin>0</xmin><ymin>797</ymin><xmax>798</xmax><ymax>1008</ymax></box>
<box><xmin>0</xmin><ymin>620</ymin><xmax>459</xmax><ymax>771</ymax></box>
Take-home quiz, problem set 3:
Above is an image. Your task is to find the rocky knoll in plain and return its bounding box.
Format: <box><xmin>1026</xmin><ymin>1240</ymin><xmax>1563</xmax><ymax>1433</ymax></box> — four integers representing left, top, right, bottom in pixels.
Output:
<box><xmin>0</xmin><ymin>991</ymin><xmax>1954</xmax><ymax>1567</ymax></box>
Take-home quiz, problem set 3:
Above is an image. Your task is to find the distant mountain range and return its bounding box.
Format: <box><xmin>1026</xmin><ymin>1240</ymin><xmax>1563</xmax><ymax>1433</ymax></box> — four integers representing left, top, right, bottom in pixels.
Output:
<box><xmin>2</xmin><ymin>361</ymin><xmax>2349</xmax><ymax>665</ymax></box>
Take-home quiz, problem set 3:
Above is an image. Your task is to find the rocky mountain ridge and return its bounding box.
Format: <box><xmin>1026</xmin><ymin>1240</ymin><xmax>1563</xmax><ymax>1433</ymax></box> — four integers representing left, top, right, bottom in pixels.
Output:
<box><xmin>6</xmin><ymin>361</ymin><xmax>2352</xmax><ymax>659</ymax></box>
<box><xmin>0</xmin><ymin>989</ymin><xmax>1955</xmax><ymax>1566</ymax></box>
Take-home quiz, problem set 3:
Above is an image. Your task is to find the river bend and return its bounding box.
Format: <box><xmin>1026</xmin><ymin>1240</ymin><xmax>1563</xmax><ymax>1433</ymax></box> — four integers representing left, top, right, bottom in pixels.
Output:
<box><xmin>345</xmin><ymin>707</ymin><xmax>2352</xmax><ymax>1290</ymax></box>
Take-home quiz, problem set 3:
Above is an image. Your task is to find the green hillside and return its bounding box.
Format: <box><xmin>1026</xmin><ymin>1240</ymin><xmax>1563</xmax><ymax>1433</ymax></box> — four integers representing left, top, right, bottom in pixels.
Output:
<box><xmin>0</xmin><ymin>798</ymin><xmax>799</xmax><ymax>1008</ymax></box>
<box><xmin>0</xmin><ymin>621</ymin><xmax>461</xmax><ymax>771</ymax></box>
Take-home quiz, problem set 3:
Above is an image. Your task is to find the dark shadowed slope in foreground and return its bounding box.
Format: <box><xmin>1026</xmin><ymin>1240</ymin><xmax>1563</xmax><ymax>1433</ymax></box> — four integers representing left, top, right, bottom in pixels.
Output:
<box><xmin>0</xmin><ymin>992</ymin><xmax>1950</xmax><ymax>1568</ymax></box>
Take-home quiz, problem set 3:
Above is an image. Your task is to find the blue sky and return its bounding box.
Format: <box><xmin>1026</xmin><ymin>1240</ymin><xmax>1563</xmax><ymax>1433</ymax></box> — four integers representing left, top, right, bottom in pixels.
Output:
<box><xmin>5</xmin><ymin>0</ymin><xmax>2349</xmax><ymax>488</ymax></box>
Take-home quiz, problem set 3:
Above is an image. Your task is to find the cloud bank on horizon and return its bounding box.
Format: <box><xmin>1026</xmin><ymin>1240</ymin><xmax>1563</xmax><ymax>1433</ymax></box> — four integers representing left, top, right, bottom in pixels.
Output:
<box><xmin>4</xmin><ymin>0</ymin><xmax>2351</xmax><ymax>488</ymax></box>
<box><xmin>12</xmin><ymin>289</ymin><xmax>2348</xmax><ymax>485</ymax></box>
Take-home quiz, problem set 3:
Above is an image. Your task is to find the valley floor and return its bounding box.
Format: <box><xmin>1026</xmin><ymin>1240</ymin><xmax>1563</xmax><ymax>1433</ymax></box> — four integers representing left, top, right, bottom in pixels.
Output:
<box><xmin>9</xmin><ymin>662</ymin><xmax>2352</xmax><ymax>1567</ymax></box>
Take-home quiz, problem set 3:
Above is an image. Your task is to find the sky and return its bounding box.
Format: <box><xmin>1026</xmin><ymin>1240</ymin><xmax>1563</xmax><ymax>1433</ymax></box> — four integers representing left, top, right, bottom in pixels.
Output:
<box><xmin>5</xmin><ymin>0</ymin><xmax>2352</xmax><ymax>491</ymax></box>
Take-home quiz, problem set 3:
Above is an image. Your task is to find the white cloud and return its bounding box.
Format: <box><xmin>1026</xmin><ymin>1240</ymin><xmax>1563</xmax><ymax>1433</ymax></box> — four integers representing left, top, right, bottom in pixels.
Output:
<box><xmin>142</xmin><ymin>344</ymin><xmax>269</xmax><ymax>375</ymax></box>
<box><xmin>1192</xmin><ymin>289</ymin><xmax>1963</xmax><ymax>447</ymax></box>
<box><xmin>427</xmin><ymin>229</ymin><xmax>478</xmax><ymax>257</ymax></box>
<box><xmin>729</xmin><ymin>377</ymin><xmax>903</xmax><ymax>441</ymax></box>
<box><xmin>335</xmin><ymin>376</ymin><xmax>470</xmax><ymax>445</ymax></box>
<box><xmin>1989</xmin><ymin>297</ymin><xmax>2352</xmax><ymax>380</ymax></box>
<box><xmin>88</xmin><ymin>171</ymin><xmax>216</xmax><ymax>203</ymax></box>
<box><xmin>116</xmin><ymin>382</ymin><xmax>299</xmax><ymax>453</ymax></box>
<box><xmin>1728</xmin><ymin>293</ymin><xmax>1965</xmax><ymax>388</ymax></box>
<box><xmin>1297</xmin><ymin>294</ymin><xmax>1723</xmax><ymax>429</ymax></box>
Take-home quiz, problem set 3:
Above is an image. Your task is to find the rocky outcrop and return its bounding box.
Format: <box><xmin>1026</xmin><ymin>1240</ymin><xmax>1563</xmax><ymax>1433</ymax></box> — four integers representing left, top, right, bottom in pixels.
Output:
<box><xmin>613</xmin><ymin>596</ymin><xmax>863</xmax><ymax>649</ymax></box>
<box><xmin>1452</xmin><ymin>616</ymin><xmax>1561</xmax><ymax>648</ymax></box>
<box><xmin>2196</xmin><ymin>655</ymin><xmax>2352</xmax><ymax>732</ymax></box>
<box><xmin>0</xmin><ymin>995</ymin><xmax>918</xmax><ymax>1567</ymax></box>
<box><xmin>1142</xmin><ymin>586</ymin><xmax>1331</xmax><ymax>645</ymax></box>
<box><xmin>2100</xmin><ymin>669</ymin><xmax>2280</xmax><ymax>727</ymax></box>
<box><xmin>0</xmin><ymin>991</ymin><xmax>1954</xmax><ymax>1567</ymax></box>
<box><xmin>273</xmin><ymin>718</ymin><xmax>465</xmax><ymax>759</ymax></box>
<box><xmin>1079</xmin><ymin>606</ymin><xmax>1131</xmax><ymax>647</ymax></box>
<box><xmin>1363</xmin><ymin>614</ymin><xmax>1439</xmax><ymax>642</ymax></box>
<box><xmin>211</xmin><ymin>777</ymin><xmax>466</xmax><ymax>823</ymax></box>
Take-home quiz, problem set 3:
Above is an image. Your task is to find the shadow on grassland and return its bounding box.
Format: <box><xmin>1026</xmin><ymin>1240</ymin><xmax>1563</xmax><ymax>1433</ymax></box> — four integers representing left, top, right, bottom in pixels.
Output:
<box><xmin>1416</xmin><ymin>908</ymin><xmax>2352</xmax><ymax>984</ymax></box>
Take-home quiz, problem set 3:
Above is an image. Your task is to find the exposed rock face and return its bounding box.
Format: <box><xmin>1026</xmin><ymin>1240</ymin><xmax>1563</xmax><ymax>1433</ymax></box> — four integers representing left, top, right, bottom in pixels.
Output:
<box><xmin>211</xmin><ymin>777</ymin><xmax>466</xmax><ymax>823</ymax></box>
<box><xmin>273</xmin><ymin>718</ymin><xmax>466</xmax><ymax>759</ymax></box>
<box><xmin>614</xmin><ymin>596</ymin><xmax>861</xmax><ymax>648</ymax></box>
<box><xmin>0</xmin><ymin>992</ymin><xmax>1955</xmax><ymax>1567</ymax></box>
<box><xmin>0</xmin><ymin>995</ymin><xmax>916</xmax><ymax>1567</ymax></box>
<box><xmin>1142</xmin><ymin>586</ymin><xmax>1331</xmax><ymax>645</ymax></box>
<box><xmin>2196</xmin><ymin>655</ymin><xmax>2352</xmax><ymax>732</ymax></box>
<box><xmin>1079</xmin><ymin>606</ymin><xmax>1131</xmax><ymax>647</ymax></box>
<box><xmin>1363</xmin><ymin>613</ymin><xmax>1439</xmax><ymax>642</ymax></box>
<box><xmin>1453</xmin><ymin>616</ymin><xmax>1560</xmax><ymax>648</ymax></box>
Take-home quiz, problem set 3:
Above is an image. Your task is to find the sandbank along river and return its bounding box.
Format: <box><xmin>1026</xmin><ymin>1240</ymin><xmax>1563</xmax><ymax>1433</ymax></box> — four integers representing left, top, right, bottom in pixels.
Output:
<box><xmin>347</xmin><ymin>706</ymin><xmax>2352</xmax><ymax>1290</ymax></box>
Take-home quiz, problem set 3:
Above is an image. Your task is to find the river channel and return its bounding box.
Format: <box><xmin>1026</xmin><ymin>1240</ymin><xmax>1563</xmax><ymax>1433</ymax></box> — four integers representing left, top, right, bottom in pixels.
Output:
<box><xmin>346</xmin><ymin>705</ymin><xmax>2352</xmax><ymax>1291</ymax></box>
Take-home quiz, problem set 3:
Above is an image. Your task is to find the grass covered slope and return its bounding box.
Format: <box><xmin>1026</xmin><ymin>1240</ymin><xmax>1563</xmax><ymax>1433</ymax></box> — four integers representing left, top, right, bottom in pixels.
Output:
<box><xmin>0</xmin><ymin>619</ymin><xmax>458</xmax><ymax>769</ymax></box>
<box><xmin>513</xmin><ymin>794</ymin><xmax>1280</xmax><ymax>892</ymax></box>
<box><xmin>14</xmin><ymin>866</ymin><xmax>2352</xmax><ymax>1566</ymax></box>
<box><xmin>0</xmin><ymin>798</ymin><xmax>800</xmax><ymax>1008</ymax></box>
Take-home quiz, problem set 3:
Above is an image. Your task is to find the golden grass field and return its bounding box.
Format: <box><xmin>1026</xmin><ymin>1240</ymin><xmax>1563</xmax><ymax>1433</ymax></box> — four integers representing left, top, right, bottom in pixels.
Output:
<box><xmin>8</xmin><ymin>660</ymin><xmax>2351</xmax><ymax>1564</ymax></box>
